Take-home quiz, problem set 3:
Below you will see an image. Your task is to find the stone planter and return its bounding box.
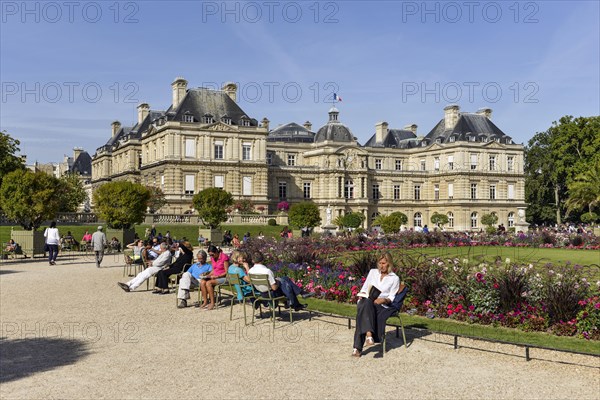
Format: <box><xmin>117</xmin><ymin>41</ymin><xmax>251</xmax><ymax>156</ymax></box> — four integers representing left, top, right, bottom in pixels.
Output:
<box><xmin>105</xmin><ymin>228</ymin><xmax>136</xmax><ymax>249</ymax></box>
<box><xmin>198</xmin><ymin>228</ymin><xmax>223</xmax><ymax>246</ymax></box>
<box><xmin>10</xmin><ymin>229</ymin><xmax>45</xmax><ymax>257</ymax></box>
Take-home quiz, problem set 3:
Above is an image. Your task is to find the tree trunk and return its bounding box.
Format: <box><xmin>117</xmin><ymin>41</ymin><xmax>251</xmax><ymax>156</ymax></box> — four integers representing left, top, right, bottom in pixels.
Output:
<box><xmin>554</xmin><ymin>185</ymin><xmax>562</xmax><ymax>225</ymax></box>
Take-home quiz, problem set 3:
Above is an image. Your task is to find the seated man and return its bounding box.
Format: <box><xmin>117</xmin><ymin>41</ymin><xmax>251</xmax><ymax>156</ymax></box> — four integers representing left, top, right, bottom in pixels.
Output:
<box><xmin>177</xmin><ymin>250</ymin><xmax>212</xmax><ymax>309</ymax></box>
<box><xmin>247</xmin><ymin>251</ymin><xmax>312</xmax><ymax>311</ymax></box>
<box><xmin>145</xmin><ymin>238</ymin><xmax>161</xmax><ymax>260</ymax></box>
<box><xmin>117</xmin><ymin>243</ymin><xmax>172</xmax><ymax>292</ymax></box>
<box><xmin>110</xmin><ymin>237</ymin><xmax>121</xmax><ymax>252</ymax></box>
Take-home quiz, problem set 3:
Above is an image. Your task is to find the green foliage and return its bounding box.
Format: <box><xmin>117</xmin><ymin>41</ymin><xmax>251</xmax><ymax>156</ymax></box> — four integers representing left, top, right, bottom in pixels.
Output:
<box><xmin>288</xmin><ymin>202</ymin><xmax>321</xmax><ymax>229</ymax></box>
<box><xmin>147</xmin><ymin>186</ymin><xmax>167</xmax><ymax>213</ymax></box>
<box><xmin>526</xmin><ymin>116</ymin><xmax>600</xmax><ymax>224</ymax></box>
<box><xmin>335</xmin><ymin>212</ymin><xmax>365</xmax><ymax>229</ymax></box>
<box><xmin>0</xmin><ymin>169</ymin><xmax>62</xmax><ymax>230</ymax></box>
<box><xmin>233</xmin><ymin>199</ymin><xmax>255</xmax><ymax>213</ymax></box>
<box><xmin>580</xmin><ymin>212</ymin><xmax>599</xmax><ymax>224</ymax></box>
<box><xmin>0</xmin><ymin>131</ymin><xmax>25</xmax><ymax>189</ymax></box>
<box><xmin>566</xmin><ymin>158</ymin><xmax>600</xmax><ymax>217</ymax></box>
<box><xmin>267</xmin><ymin>218</ymin><xmax>277</xmax><ymax>226</ymax></box>
<box><xmin>481</xmin><ymin>213</ymin><xmax>499</xmax><ymax>234</ymax></box>
<box><xmin>93</xmin><ymin>181</ymin><xmax>151</xmax><ymax>229</ymax></box>
<box><xmin>192</xmin><ymin>188</ymin><xmax>233</xmax><ymax>229</ymax></box>
<box><xmin>430</xmin><ymin>212</ymin><xmax>449</xmax><ymax>227</ymax></box>
<box><xmin>57</xmin><ymin>173</ymin><xmax>87</xmax><ymax>212</ymax></box>
<box><xmin>378</xmin><ymin>211</ymin><xmax>408</xmax><ymax>234</ymax></box>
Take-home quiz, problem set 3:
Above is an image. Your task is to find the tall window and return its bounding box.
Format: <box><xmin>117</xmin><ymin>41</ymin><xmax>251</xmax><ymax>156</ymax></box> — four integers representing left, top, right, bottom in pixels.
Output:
<box><xmin>372</xmin><ymin>184</ymin><xmax>380</xmax><ymax>200</ymax></box>
<box><xmin>214</xmin><ymin>175</ymin><xmax>224</xmax><ymax>188</ymax></box>
<box><xmin>184</xmin><ymin>175</ymin><xmax>195</xmax><ymax>195</ymax></box>
<box><xmin>508</xmin><ymin>212</ymin><xmax>515</xmax><ymax>227</ymax></box>
<box><xmin>508</xmin><ymin>184</ymin><xmax>515</xmax><ymax>200</ymax></box>
<box><xmin>489</xmin><ymin>155</ymin><xmax>496</xmax><ymax>171</ymax></box>
<box><xmin>185</xmin><ymin>138</ymin><xmax>195</xmax><ymax>158</ymax></box>
<box><xmin>471</xmin><ymin>212</ymin><xmax>478</xmax><ymax>228</ymax></box>
<box><xmin>303</xmin><ymin>182</ymin><xmax>311</xmax><ymax>199</ymax></box>
<box><xmin>361</xmin><ymin>177</ymin><xmax>365</xmax><ymax>198</ymax></box>
<box><xmin>242</xmin><ymin>144</ymin><xmax>252</xmax><ymax>161</ymax></box>
<box><xmin>434</xmin><ymin>157</ymin><xmax>440</xmax><ymax>171</ymax></box>
<box><xmin>470</xmin><ymin>183</ymin><xmax>477</xmax><ymax>200</ymax></box>
<box><xmin>507</xmin><ymin>156</ymin><xmax>514</xmax><ymax>172</ymax></box>
<box><xmin>470</xmin><ymin>154</ymin><xmax>477</xmax><ymax>170</ymax></box>
<box><xmin>434</xmin><ymin>184</ymin><xmax>440</xmax><ymax>200</ymax></box>
<box><xmin>448</xmin><ymin>183</ymin><xmax>454</xmax><ymax>199</ymax></box>
<box><xmin>242</xmin><ymin>176</ymin><xmax>252</xmax><ymax>196</ymax></box>
<box><xmin>393</xmin><ymin>185</ymin><xmax>401</xmax><ymax>200</ymax></box>
<box><xmin>214</xmin><ymin>141</ymin><xmax>224</xmax><ymax>159</ymax></box>
<box><xmin>414</xmin><ymin>212</ymin><xmax>422</xmax><ymax>227</ymax></box>
<box><xmin>489</xmin><ymin>184</ymin><xmax>496</xmax><ymax>200</ymax></box>
<box><xmin>414</xmin><ymin>185</ymin><xmax>421</xmax><ymax>200</ymax></box>
<box><xmin>420</xmin><ymin>160</ymin><xmax>426</xmax><ymax>171</ymax></box>
<box><xmin>183</xmin><ymin>114</ymin><xmax>193</xmax><ymax>123</ymax></box>
<box><xmin>448</xmin><ymin>155</ymin><xmax>454</xmax><ymax>170</ymax></box>
<box><xmin>278</xmin><ymin>182</ymin><xmax>287</xmax><ymax>200</ymax></box>
<box><xmin>447</xmin><ymin>212</ymin><xmax>454</xmax><ymax>228</ymax></box>
<box><xmin>287</xmin><ymin>154</ymin><xmax>296</xmax><ymax>166</ymax></box>
<box><xmin>266</xmin><ymin>152</ymin><xmax>273</xmax><ymax>165</ymax></box>
<box><xmin>395</xmin><ymin>159</ymin><xmax>403</xmax><ymax>171</ymax></box>
<box><xmin>375</xmin><ymin>159</ymin><xmax>382</xmax><ymax>170</ymax></box>
<box><xmin>344</xmin><ymin>179</ymin><xmax>354</xmax><ymax>199</ymax></box>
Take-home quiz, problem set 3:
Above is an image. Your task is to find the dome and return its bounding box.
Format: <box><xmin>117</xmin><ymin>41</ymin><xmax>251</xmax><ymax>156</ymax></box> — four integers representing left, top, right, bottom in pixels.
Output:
<box><xmin>314</xmin><ymin>107</ymin><xmax>355</xmax><ymax>143</ymax></box>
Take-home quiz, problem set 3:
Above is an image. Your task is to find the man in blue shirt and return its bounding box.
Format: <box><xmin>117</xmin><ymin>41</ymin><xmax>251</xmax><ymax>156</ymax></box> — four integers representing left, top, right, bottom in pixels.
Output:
<box><xmin>177</xmin><ymin>250</ymin><xmax>212</xmax><ymax>308</ymax></box>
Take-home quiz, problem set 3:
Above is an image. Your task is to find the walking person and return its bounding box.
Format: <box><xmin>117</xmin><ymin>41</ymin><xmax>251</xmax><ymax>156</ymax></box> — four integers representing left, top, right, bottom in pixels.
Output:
<box><xmin>91</xmin><ymin>226</ymin><xmax>107</xmax><ymax>268</ymax></box>
<box><xmin>44</xmin><ymin>221</ymin><xmax>60</xmax><ymax>265</ymax></box>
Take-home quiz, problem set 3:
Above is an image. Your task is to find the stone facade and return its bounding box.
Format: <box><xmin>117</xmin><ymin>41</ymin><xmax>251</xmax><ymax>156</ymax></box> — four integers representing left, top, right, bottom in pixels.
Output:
<box><xmin>92</xmin><ymin>78</ymin><xmax>526</xmax><ymax>231</ymax></box>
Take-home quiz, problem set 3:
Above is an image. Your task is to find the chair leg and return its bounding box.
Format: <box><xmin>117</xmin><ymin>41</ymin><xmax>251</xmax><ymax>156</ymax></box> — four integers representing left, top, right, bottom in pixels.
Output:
<box><xmin>399</xmin><ymin>314</ymin><xmax>407</xmax><ymax>348</ymax></box>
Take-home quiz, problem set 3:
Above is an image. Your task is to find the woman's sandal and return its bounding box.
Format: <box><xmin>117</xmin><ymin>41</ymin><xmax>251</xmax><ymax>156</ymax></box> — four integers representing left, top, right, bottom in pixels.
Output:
<box><xmin>365</xmin><ymin>337</ymin><xmax>375</xmax><ymax>346</ymax></box>
<box><xmin>352</xmin><ymin>348</ymin><xmax>361</xmax><ymax>358</ymax></box>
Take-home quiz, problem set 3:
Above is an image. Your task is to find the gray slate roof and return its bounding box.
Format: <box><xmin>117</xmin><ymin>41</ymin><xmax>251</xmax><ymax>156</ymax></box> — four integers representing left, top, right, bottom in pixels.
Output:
<box><xmin>423</xmin><ymin>113</ymin><xmax>512</xmax><ymax>144</ymax></box>
<box><xmin>364</xmin><ymin>129</ymin><xmax>419</xmax><ymax>148</ymax></box>
<box><xmin>314</xmin><ymin>107</ymin><xmax>355</xmax><ymax>143</ymax></box>
<box><xmin>267</xmin><ymin>122</ymin><xmax>315</xmax><ymax>143</ymax></box>
<box><xmin>71</xmin><ymin>151</ymin><xmax>92</xmax><ymax>175</ymax></box>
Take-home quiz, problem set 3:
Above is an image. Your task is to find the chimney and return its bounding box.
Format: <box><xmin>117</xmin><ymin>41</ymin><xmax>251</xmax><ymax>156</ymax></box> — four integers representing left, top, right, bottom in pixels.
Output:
<box><xmin>403</xmin><ymin>123</ymin><xmax>418</xmax><ymax>134</ymax></box>
<box><xmin>375</xmin><ymin>121</ymin><xmax>388</xmax><ymax>143</ymax></box>
<box><xmin>303</xmin><ymin>121</ymin><xmax>312</xmax><ymax>131</ymax></box>
<box><xmin>261</xmin><ymin>117</ymin><xmax>270</xmax><ymax>130</ymax></box>
<box><xmin>171</xmin><ymin>77</ymin><xmax>188</xmax><ymax>109</ymax></box>
<box><xmin>111</xmin><ymin>120</ymin><xmax>121</xmax><ymax>136</ymax></box>
<box><xmin>444</xmin><ymin>104</ymin><xmax>460</xmax><ymax>130</ymax></box>
<box><xmin>137</xmin><ymin>103</ymin><xmax>150</xmax><ymax>124</ymax></box>
<box><xmin>476</xmin><ymin>107</ymin><xmax>492</xmax><ymax>119</ymax></box>
<box><xmin>222</xmin><ymin>82</ymin><xmax>238</xmax><ymax>102</ymax></box>
<box><xmin>73</xmin><ymin>147</ymin><xmax>83</xmax><ymax>161</ymax></box>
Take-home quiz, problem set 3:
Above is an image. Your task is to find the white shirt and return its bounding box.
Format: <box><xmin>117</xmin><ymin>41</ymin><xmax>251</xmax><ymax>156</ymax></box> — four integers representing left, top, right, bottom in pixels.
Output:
<box><xmin>152</xmin><ymin>250</ymin><xmax>172</xmax><ymax>269</ymax></box>
<box><xmin>44</xmin><ymin>227</ymin><xmax>60</xmax><ymax>245</ymax></box>
<box><xmin>248</xmin><ymin>263</ymin><xmax>276</xmax><ymax>293</ymax></box>
<box><xmin>359</xmin><ymin>268</ymin><xmax>400</xmax><ymax>302</ymax></box>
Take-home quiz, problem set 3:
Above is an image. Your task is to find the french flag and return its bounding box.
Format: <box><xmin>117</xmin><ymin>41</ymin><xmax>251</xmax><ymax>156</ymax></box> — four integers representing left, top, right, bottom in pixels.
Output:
<box><xmin>333</xmin><ymin>93</ymin><xmax>343</xmax><ymax>102</ymax></box>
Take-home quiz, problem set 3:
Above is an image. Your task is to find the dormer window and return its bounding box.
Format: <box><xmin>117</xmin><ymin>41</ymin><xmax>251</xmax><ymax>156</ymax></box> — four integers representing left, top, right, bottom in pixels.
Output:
<box><xmin>202</xmin><ymin>114</ymin><xmax>214</xmax><ymax>124</ymax></box>
<box><xmin>221</xmin><ymin>115</ymin><xmax>232</xmax><ymax>125</ymax></box>
<box><xmin>158</xmin><ymin>117</ymin><xmax>165</xmax><ymax>126</ymax></box>
<box><xmin>482</xmin><ymin>137</ymin><xmax>488</xmax><ymax>143</ymax></box>
<box><xmin>436</xmin><ymin>138</ymin><xmax>443</xmax><ymax>144</ymax></box>
<box><xmin>183</xmin><ymin>112</ymin><xmax>193</xmax><ymax>123</ymax></box>
<box><xmin>469</xmin><ymin>135</ymin><xmax>476</xmax><ymax>142</ymax></box>
<box><xmin>421</xmin><ymin>141</ymin><xmax>428</xmax><ymax>147</ymax></box>
<box><xmin>449</xmin><ymin>136</ymin><xmax>456</xmax><ymax>143</ymax></box>
<box><xmin>240</xmin><ymin>115</ymin><xmax>251</xmax><ymax>127</ymax></box>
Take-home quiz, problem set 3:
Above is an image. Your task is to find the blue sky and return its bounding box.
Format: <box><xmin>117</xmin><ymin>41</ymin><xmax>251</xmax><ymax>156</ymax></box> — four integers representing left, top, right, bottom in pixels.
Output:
<box><xmin>1</xmin><ymin>0</ymin><xmax>599</xmax><ymax>163</ymax></box>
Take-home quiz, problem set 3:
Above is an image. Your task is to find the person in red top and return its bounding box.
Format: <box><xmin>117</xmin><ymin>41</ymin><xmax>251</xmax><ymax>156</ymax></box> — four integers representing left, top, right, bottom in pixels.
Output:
<box><xmin>199</xmin><ymin>245</ymin><xmax>230</xmax><ymax>310</ymax></box>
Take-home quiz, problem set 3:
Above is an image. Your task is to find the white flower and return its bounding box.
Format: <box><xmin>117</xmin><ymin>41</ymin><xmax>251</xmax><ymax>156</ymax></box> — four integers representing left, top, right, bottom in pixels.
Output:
<box><xmin>505</xmin><ymin>258</ymin><xmax>511</xmax><ymax>264</ymax></box>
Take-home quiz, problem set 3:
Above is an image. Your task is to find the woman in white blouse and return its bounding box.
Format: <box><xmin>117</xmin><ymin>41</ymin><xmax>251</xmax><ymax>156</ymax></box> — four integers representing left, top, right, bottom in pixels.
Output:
<box><xmin>352</xmin><ymin>251</ymin><xmax>400</xmax><ymax>357</ymax></box>
<box><xmin>44</xmin><ymin>221</ymin><xmax>60</xmax><ymax>265</ymax></box>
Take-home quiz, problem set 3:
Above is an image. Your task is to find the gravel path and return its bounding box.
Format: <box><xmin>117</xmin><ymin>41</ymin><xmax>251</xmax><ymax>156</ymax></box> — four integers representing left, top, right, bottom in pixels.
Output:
<box><xmin>1</xmin><ymin>254</ymin><xmax>599</xmax><ymax>400</ymax></box>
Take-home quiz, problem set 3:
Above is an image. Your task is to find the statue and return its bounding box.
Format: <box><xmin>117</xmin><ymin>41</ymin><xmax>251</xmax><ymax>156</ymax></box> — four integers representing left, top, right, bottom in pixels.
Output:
<box><xmin>326</xmin><ymin>205</ymin><xmax>332</xmax><ymax>225</ymax></box>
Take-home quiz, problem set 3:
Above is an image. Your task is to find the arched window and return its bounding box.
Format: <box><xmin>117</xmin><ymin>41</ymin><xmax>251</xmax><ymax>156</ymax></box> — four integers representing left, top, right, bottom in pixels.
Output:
<box><xmin>508</xmin><ymin>212</ymin><xmax>515</xmax><ymax>227</ymax></box>
<box><xmin>344</xmin><ymin>179</ymin><xmax>354</xmax><ymax>199</ymax></box>
<box><xmin>447</xmin><ymin>212</ymin><xmax>454</xmax><ymax>228</ymax></box>
<box><xmin>471</xmin><ymin>212</ymin><xmax>478</xmax><ymax>229</ymax></box>
<box><xmin>414</xmin><ymin>212</ymin><xmax>422</xmax><ymax>227</ymax></box>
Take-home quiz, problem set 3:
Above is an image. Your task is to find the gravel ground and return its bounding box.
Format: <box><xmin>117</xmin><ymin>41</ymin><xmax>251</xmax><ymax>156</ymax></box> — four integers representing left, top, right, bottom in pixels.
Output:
<box><xmin>1</xmin><ymin>254</ymin><xmax>599</xmax><ymax>400</ymax></box>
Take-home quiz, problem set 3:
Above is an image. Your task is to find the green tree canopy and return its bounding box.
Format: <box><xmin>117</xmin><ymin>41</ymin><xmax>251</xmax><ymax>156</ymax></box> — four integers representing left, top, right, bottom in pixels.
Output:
<box><xmin>0</xmin><ymin>169</ymin><xmax>62</xmax><ymax>230</ymax></box>
<box><xmin>192</xmin><ymin>188</ymin><xmax>233</xmax><ymax>229</ymax></box>
<box><xmin>0</xmin><ymin>131</ymin><xmax>25</xmax><ymax>189</ymax></box>
<box><xmin>93</xmin><ymin>181</ymin><xmax>151</xmax><ymax>229</ymax></box>
<box><xmin>566</xmin><ymin>159</ymin><xmax>600</xmax><ymax>219</ymax></box>
<box><xmin>57</xmin><ymin>173</ymin><xmax>88</xmax><ymax>212</ymax></box>
<box><xmin>430</xmin><ymin>212</ymin><xmax>449</xmax><ymax>227</ymax></box>
<box><xmin>377</xmin><ymin>211</ymin><xmax>408</xmax><ymax>234</ymax></box>
<box><xmin>525</xmin><ymin>116</ymin><xmax>600</xmax><ymax>225</ymax></box>
<box><xmin>147</xmin><ymin>186</ymin><xmax>167</xmax><ymax>213</ymax></box>
<box><xmin>288</xmin><ymin>202</ymin><xmax>322</xmax><ymax>230</ymax></box>
<box><xmin>334</xmin><ymin>212</ymin><xmax>365</xmax><ymax>230</ymax></box>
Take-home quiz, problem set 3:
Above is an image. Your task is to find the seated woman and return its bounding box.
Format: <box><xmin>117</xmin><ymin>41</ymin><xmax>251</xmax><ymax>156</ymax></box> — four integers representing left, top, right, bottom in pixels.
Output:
<box><xmin>5</xmin><ymin>239</ymin><xmax>16</xmax><ymax>253</ymax></box>
<box><xmin>199</xmin><ymin>245</ymin><xmax>230</xmax><ymax>310</ymax></box>
<box><xmin>352</xmin><ymin>251</ymin><xmax>400</xmax><ymax>358</ymax></box>
<box><xmin>177</xmin><ymin>250</ymin><xmax>212</xmax><ymax>308</ymax></box>
<box><xmin>63</xmin><ymin>231</ymin><xmax>79</xmax><ymax>249</ymax></box>
<box><xmin>227</xmin><ymin>250</ymin><xmax>252</xmax><ymax>301</ymax></box>
<box><xmin>153</xmin><ymin>241</ymin><xmax>194</xmax><ymax>294</ymax></box>
<box><xmin>110</xmin><ymin>237</ymin><xmax>121</xmax><ymax>252</ymax></box>
<box><xmin>126</xmin><ymin>239</ymin><xmax>145</xmax><ymax>264</ymax></box>
<box><xmin>232</xmin><ymin>233</ymin><xmax>241</xmax><ymax>249</ymax></box>
<box><xmin>222</xmin><ymin>231</ymin><xmax>232</xmax><ymax>247</ymax></box>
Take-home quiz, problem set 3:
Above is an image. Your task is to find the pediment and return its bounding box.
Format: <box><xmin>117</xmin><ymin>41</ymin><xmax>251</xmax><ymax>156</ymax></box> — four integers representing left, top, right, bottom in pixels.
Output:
<box><xmin>482</xmin><ymin>141</ymin><xmax>505</xmax><ymax>149</ymax></box>
<box><xmin>207</xmin><ymin>122</ymin><xmax>239</xmax><ymax>132</ymax></box>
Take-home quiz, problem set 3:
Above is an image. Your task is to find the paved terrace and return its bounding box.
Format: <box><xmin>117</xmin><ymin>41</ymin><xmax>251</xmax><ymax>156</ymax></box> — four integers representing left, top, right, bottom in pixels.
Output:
<box><xmin>1</xmin><ymin>254</ymin><xmax>599</xmax><ymax>399</ymax></box>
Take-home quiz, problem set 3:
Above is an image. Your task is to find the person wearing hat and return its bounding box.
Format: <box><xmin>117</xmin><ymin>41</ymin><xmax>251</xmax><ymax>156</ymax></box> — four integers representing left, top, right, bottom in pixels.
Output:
<box><xmin>91</xmin><ymin>226</ymin><xmax>107</xmax><ymax>268</ymax></box>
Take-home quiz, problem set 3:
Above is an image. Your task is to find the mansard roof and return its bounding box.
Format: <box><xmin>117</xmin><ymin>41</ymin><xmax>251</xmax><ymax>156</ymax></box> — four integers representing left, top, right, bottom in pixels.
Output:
<box><xmin>364</xmin><ymin>129</ymin><xmax>419</xmax><ymax>148</ymax></box>
<box><xmin>267</xmin><ymin>122</ymin><xmax>315</xmax><ymax>143</ymax></box>
<box><xmin>169</xmin><ymin>88</ymin><xmax>258</xmax><ymax>126</ymax></box>
<box><xmin>424</xmin><ymin>113</ymin><xmax>513</xmax><ymax>144</ymax></box>
<box><xmin>314</xmin><ymin>107</ymin><xmax>355</xmax><ymax>143</ymax></box>
<box><xmin>71</xmin><ymin>151</ymin><xmax>92</xmax><ymax>175</ymax></box>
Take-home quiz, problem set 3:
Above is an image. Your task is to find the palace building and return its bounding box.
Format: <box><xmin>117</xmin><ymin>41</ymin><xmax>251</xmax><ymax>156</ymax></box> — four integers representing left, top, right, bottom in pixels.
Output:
<box><xmin>91</xmin><ymin>78</ymin><xmax>526</xmax><ymax>231</ymax></box>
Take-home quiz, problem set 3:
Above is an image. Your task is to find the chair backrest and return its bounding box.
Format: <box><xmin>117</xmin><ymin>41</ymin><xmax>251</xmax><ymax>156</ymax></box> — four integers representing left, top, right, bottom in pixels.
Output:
<box><xmin>227</xmin><ymin>273</ymin><xmax>243</xmax><ymax>286</ymax></box>
<box><xmin>248</xmin><ymin>274</ymin><xmax>284</xmax><ymax>301</ymax></box>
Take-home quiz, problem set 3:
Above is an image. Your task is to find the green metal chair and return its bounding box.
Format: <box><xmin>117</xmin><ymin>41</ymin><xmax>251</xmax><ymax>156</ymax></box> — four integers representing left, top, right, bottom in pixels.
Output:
<box><xmin>248</xmin><ymin>274</ymin><xmax>291</xmax><ymax>328</ymax></box>
<box><xmin>225</xmin><ymin>273</ymin><xmax>255</xmax><ymax>322</ymax></box>
<box><xmin>382</xmin><ymin>311</ymin><xmax>407</xmax><ymax>356</ymax></box>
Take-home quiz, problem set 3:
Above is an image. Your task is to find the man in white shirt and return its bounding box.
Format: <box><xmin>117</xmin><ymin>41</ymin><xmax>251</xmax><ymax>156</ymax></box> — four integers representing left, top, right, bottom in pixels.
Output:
<box><xmin>248</xmin><ymin>252</ymin><xmax>311</xmax><ymax>311</ymax></box>
<box><xmin>117</xmin><ymin>243</ymin><xmax>172</xmax><ymax>292</ymax></box>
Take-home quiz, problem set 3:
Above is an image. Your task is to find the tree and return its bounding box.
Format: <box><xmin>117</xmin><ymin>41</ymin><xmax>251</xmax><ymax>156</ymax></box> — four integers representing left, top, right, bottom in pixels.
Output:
<box><xmin>378</xmin><ymin>212</ymin><xmax>408</xmax><ymax>234</ymax></box>
<box><xmin>192</xmin><ymin>188</ymin><xmax>233</xmax><ymax>229</ymax></box>
<box><xmin>233</xmin><ymin>198</ymin><xmax>255</xmax><ymax>213</ymax></box>
<box><xmin>0</xmin><ymin>169</ymin><xmax>62</xmax><ymax>230</ymax></box>
<box><xmin>525</xmin><ymin>116</ymin><xmax>600</xmax><ymax>225</ymax></box>
<box><xmin>93</xmin><ymin>181</ymin><xmax>151</xmax><ymax>229</ymax></box>
<box><xmin>334</xmin><ymin>212</ymin><xmax>365</xmax><ymax>230</ymax></box>
<box><xmin>57</xmin><ymin>173</ymin><xmax>88</xmax><ymax>212</ymax></box>
<box><xmin>288</xmin><ymin>202</ymin><xmax>322</xmax><ymax>230</ymax></box>
<box><xmin>147</xmin><ymin>186</ymin><xmax>167</xmax><ymax>213</ymax></box>
<box><xmin>0</xmin><ymin>131</ymin><xmax>25</xmax><ymax>189</ymax></box>
<box><xmin>566</xmin><ymin>159</ymin><xmax>600</xmax><ymax>220</ymax></box>
<box><xmin>430</xmin><ymin>212</ymin><xmax>449</xmax><ymax>228</ymax></box>
<box><xmin>481</xmin><ymin>213</ymin><xmax>499</xmax><ymax>233</ymax></box>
